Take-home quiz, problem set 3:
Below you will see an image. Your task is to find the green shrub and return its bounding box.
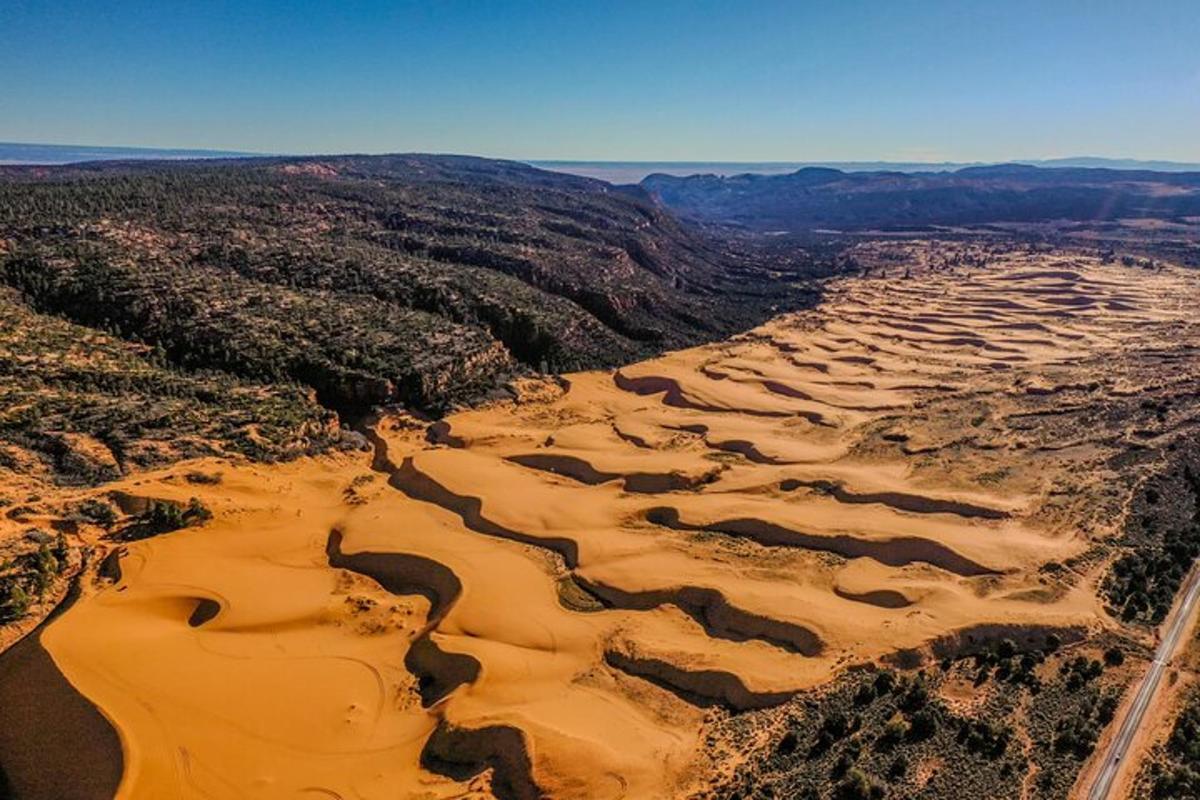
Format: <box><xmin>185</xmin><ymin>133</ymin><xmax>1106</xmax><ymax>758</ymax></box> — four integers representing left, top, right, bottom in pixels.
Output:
<box><xmin>76</xmin><ymin>498</ymin><xmax>117</xmax><ymax>528</ymax></box>
<box><xmin>909</xmin><ymin>707</ymin><xmax>939</xmax><ymax>740</ymax></box>
<box><xmin>834</xmin><ymin>767</ymin><xmax>883</xmax><ymax>800</ymax></box>
<box><xmin>120</xmin><ymin>497</ymin><xmax>213</xmax><ymax>540</ymax></box>
<box><xmin>881</xmin><ymin>717</ymin><xmax>909</xmax><ymax>744</ymax></box>
<box><xmin>0</xmin><ymin>579</ymin><xmax>30</xmax><ymax>622</ymax></box>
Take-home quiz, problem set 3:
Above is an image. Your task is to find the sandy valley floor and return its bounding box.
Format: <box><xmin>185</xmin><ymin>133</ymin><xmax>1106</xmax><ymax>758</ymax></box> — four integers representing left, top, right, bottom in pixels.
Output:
<box><xmin>28</xmin><ymin>249</ymin><xmax>1200</xmax><ymax>799</ymax></box>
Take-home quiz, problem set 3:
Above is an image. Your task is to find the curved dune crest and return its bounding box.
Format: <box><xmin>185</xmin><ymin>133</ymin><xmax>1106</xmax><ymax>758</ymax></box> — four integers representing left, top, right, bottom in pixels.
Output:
<box><xmin>574</xmin><ymin>575</ymin><xmax>825</xmax><ymax>656</ymax></box>
<box><xmin>777</xmin><ymin>477</ymin><xmax>1013</xmax><ymax>519</ymax></box>
<box><xmin>326</xmin><ymin>528</ymin><xmax>462</xmax><ymax>628</ymax></box>
<box><xmin>643</xmin><ymin>505</ymin><xmax>1000</xmax><ymax>576</ymax></box>
<box><xmin>603</xmin><ymin>649</ymin><xmax>795</xmax><ymax>711</ymax></box>
<box><xmin>833</xmin><ymin>585</ymin><xmax>914</xmax><ymax>609</ymax></box>
<box><xmin>36</xmin><ymin>253</ymin><xmax>1200</xmax><ymax>799</ymax></box>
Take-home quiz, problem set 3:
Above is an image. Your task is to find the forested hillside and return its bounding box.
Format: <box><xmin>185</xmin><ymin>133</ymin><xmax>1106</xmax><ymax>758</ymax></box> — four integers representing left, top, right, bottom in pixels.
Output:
<box><xmin>0</xmin><ymin>155</ymin><xmax>817</xmax><ymax>482</ymax></box>
<box><xmin>0</xmin><ymin>286</ymin><xmax>337</xmax><ymax>485</ymax></box>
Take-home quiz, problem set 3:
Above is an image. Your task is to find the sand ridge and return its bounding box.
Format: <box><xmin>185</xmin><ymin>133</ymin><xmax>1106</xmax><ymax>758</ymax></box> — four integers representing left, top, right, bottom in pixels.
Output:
<box><xmin>40</xmin><ymin>252</ymin><xmax>1200</xmax><ymax>798</ymax></box>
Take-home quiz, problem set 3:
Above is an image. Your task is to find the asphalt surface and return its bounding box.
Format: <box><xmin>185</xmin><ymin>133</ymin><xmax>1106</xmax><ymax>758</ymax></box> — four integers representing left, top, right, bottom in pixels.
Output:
<box><xmin>1087</xmin><ymin>564</ymin><xmax>1200</xmax><ymax>800</ymax></box>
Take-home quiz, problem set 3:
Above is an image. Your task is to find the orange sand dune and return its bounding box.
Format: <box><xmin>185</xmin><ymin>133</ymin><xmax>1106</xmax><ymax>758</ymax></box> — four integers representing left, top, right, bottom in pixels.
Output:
<box><xmin>41</xmin><ymin>253</ymin><xmax>1200</xmax><ymax>798</ymax></box>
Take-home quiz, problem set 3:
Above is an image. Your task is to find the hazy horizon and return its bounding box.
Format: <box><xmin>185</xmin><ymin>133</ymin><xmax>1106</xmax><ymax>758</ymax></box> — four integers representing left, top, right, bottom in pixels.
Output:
<box><xmin>5</xmin><ymin>142</ymin><xmax>1200</xmax><ymax>182</ymax></box>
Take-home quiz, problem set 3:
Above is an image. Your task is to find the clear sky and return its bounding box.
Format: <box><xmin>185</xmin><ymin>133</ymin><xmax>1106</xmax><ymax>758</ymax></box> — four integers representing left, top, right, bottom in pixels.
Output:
<box><xmin>2</xmin><ymin>0</ymin><xmax>1198</xmax><ymax>162</ymax></box>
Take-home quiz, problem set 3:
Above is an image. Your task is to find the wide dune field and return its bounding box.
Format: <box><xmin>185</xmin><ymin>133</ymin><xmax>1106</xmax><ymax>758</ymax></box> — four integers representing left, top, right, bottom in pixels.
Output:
<box><xmin>8</xmin><ymin>247</ymin><xmax>1200</xmax><ymax>799</ymax></box>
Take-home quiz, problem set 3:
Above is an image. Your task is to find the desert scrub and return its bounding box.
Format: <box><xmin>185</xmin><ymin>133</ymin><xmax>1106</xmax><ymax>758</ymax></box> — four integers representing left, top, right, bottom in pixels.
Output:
<box><xmin>1134</xmin><ymin>686</ymin><xmax>1200</xmax><ymax>798</ymax></box>
<box><xmin>705</xmin><ymin>637</ymin><xmax>1133</xmax><ymax>800</ymax></box>
<box><xmin>1103</xmin><ymin>442</ymin><xmax>1200</xmax><ymax>625</ymax></box>
<box><xmin>75</xmin><ymin>498</ymin><xmax>118</xmax><ymax>529</ymax></box>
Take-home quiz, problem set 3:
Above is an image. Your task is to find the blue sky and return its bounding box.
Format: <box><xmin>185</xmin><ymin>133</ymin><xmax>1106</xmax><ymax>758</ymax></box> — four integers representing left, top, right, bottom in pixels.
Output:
<box><xmin>2</xmin><ymin>0</ymin><xmax>1197</xmax><ymax>161</ymax></box>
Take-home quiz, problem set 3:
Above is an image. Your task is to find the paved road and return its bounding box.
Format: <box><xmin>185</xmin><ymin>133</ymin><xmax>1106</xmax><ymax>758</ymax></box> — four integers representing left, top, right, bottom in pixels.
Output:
<box><xmin>1087</xmin><ymin>564</ymin><xmax>1200</xmax><ymax>800</ymax></box>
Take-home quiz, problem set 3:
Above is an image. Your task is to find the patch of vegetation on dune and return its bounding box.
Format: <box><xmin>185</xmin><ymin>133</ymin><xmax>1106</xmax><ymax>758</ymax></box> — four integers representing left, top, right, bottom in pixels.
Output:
<box><xmin>115</xmin><ymin>497</ymin><xmax>213</xmax><ymax>541</ymax></box>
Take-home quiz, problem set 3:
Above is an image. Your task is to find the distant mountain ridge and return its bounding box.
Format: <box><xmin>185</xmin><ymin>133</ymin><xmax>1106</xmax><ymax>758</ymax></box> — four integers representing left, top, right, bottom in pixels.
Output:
<box><xmin>640</xmin><ymin>163</ymin><xmax>1200</xmax><ymax>232</ymax></box>
<box><xmin>5</xmin><ymin>144</ymin><xmax>1198</xmax><ymax>176</ymax></box>
<box><xmin>0</xmin><ymin>141</ymin><xmax>261</xmax><ymax>165</ymax></box>
<box><xmin>1031</xmin><ymin>156</ymin><xmax>1200</xmax><ymax>172</ymax></box>
<box><xmin>532</xmin><ymin>157</ymin><xmax>1200</xmax><ymax>183</ymax></box>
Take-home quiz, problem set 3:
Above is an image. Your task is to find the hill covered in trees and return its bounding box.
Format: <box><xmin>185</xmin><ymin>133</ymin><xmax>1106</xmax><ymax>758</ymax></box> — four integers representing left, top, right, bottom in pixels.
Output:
<box><xmin>0</xmin><ymin>155</ymin><xmax>818</xmax><ymax>481</ymax></box>
<box><xmin>0</xmin><ymin>285</ymin><xmax>337</xmax><ymax>485</ymax></box>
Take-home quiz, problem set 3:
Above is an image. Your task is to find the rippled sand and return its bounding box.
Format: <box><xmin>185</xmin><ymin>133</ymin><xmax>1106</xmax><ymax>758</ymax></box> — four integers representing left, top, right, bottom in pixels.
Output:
<box><xmin>43</xmin><ymin>253</ymin><xmax>1200</xmax><ymax>798</ymax></box>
